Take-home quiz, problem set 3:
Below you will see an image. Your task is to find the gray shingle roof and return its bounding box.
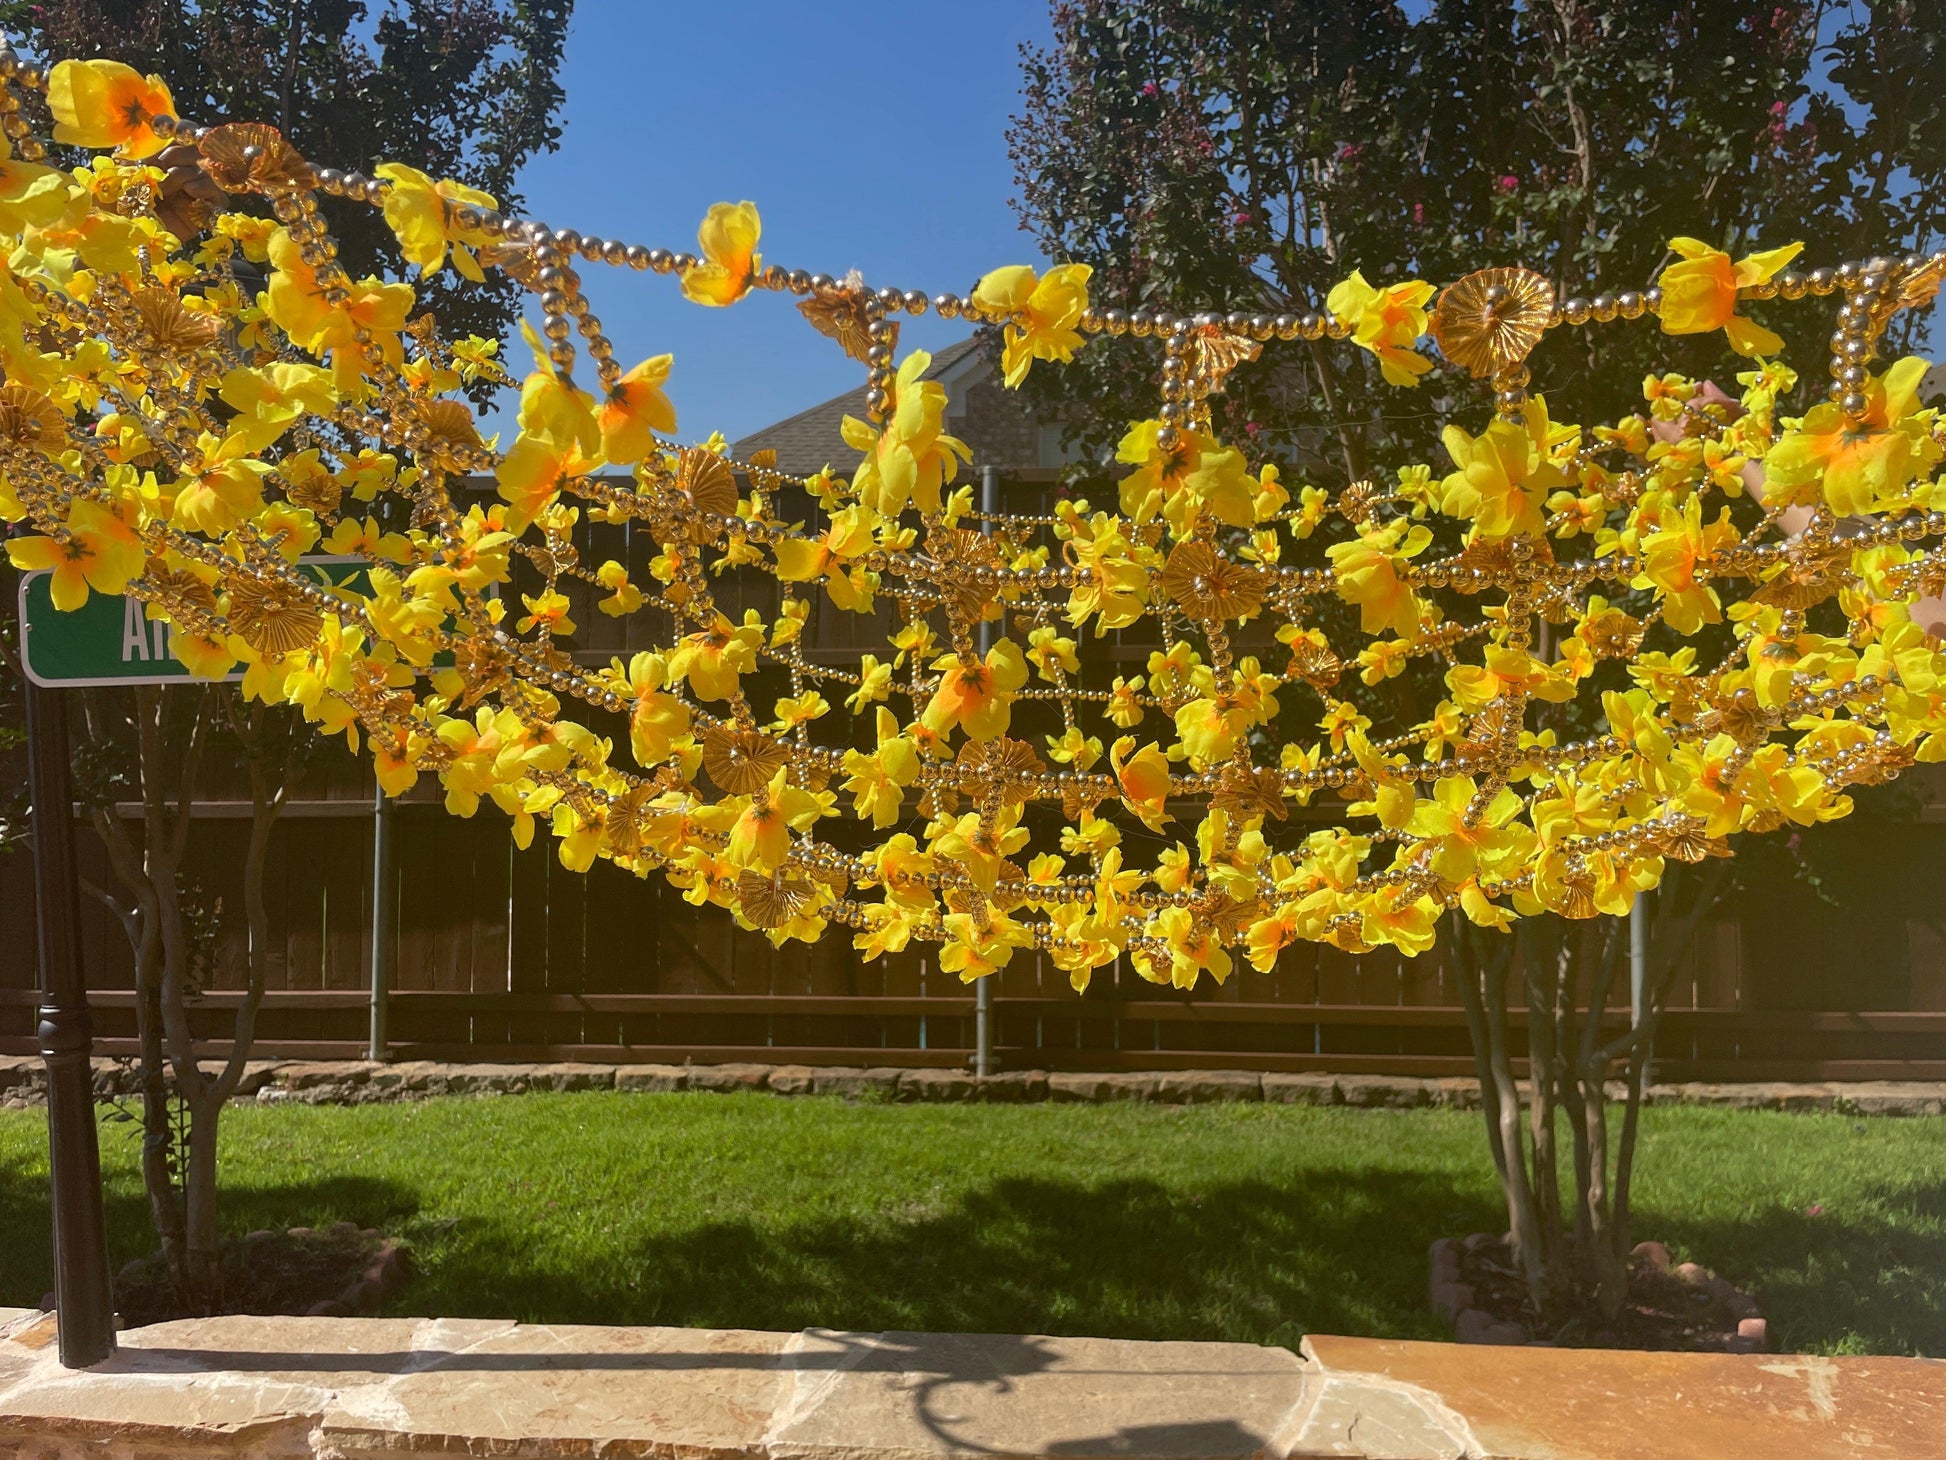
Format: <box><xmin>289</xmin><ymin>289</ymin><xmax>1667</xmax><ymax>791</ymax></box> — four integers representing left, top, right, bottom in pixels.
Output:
<box><xmin>732</xmin><ymin>336</ymin><xmax>985</xmax><ymax>477</ymax></box>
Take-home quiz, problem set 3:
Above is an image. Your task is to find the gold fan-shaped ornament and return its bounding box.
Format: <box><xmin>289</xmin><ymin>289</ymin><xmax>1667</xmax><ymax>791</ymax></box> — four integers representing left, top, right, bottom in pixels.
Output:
<box><xmin>1431</xmin><ymin>267</ymin><xmax>1555</xmax><ymax>379</ymax></box>
<box><xmin>225</xmin><ymin>576</ymin><xmax>324</xmax><ymax>656</ymax></box>
<box><xmin>0</xmin><ymin>382</ymin><xmax>69</xmax><ymax>452</ymax></box>
<box><xmin>956</xmin><ymin>735</ymin><xmax>1045</xmax><ymax>806</ymax></box>
<box><xmin>1286</xmin><ymin>636</ymin><xmax>1342</xmax><ymax>694</ymax></box>
<box><xmin>417</xmin><ymin>398</ymin><xmax>486</xmax><ymax>468</ymax></box>
<box><xmin>131</xmin><ymin>287</ymin><xmax>221</xmax><ymax>354</ymax></box>
<box><xmin>197</xmin><ymin>122</ymin><xmax>310</xmax><ymax>193</ymax></box>
<box><xmin>447</xmin><ymin>634</ymin><xmax>514</xmax><ymax>709</ymax></box>
<box><xmin>799</xmin><ymin>275</ymin><xmax>896</xmax><ymax>363</ymax></box>
<box><xmin>1060</xmin><ymin>778</ymin><xmax>1110</xmax><ymax>822</ymax></box>
<box><xmin>141</xmin><ymin>561</ymin><xmax>219</xmax><ymax>619</ymax></box>
<box><xmin>701</xmin><ymin>724</ymin><xmax>790</xmax><ymax>795</ymax></box>
<box><xmin>1212</xmin><ymin>761</ymin><xmax>1289</xmax><ymax>823</ymax></box>
<box><xmin>660</xmin><ymin>446</ymin><xmax>738</xmax><ymax>542</ymax></box>
<box><xmin>1579</xmin><ymin>606</ymin><xmax>1647</xmax><ymax>660</ymax></box>
<box><xmin>1752</xmin><ymin>540</ymin><xmax>1848</xmax><ymax>609</ymax></box>
<box><xmin>473</xmin><ymin>239</ymin><xmax>545</xmax><ymax>290</ymax></box>
<box><xmin>738</xmin><ymin>868</ymin><xmax>815</xmax><ymax>929</ymax></box>
<box><xmin>1156</xmin><ymin>540</ymin><xmax>1265</xmax><ymax>622</ymax></box>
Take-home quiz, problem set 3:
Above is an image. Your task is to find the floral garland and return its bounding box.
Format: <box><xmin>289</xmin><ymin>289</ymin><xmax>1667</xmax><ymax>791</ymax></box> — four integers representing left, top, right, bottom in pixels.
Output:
<box><xmin>6</xmin><ymin>54</ymin><xmax>1946</xmax><ymax>992</ymax></box>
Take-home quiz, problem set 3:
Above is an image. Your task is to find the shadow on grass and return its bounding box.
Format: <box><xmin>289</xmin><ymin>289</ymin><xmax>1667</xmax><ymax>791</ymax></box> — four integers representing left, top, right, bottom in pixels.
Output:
<box><xmin>423</xmin><ymin>1168</ymin><xmax>1944</xmax><ymax>1354</ymax></box>
<box><xmin>5</xmin><ymin>1141</ymin><xmax>1941</xmax><ymax>1356</ymax></box>
<box><xmin>1649</xmin><ymin>1182</ymin><xmax>1946</xmax><ymax>1356</ymax></box>
<box><xmin>0</xmin><ymin>1141</ymin><xmax>424</xmax><ymax>1311</ymax></box>
<box><xmin>408</xmin><ymin>1170</ymin><xmax>1500</xmax><ymax>1346</ymax></box>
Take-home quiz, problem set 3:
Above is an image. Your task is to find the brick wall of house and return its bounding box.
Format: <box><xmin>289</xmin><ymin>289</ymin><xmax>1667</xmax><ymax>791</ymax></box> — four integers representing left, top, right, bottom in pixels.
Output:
<box><xmin>952</xmin><ymin>375</ymin><xmax>1043</xmax><ymax>471</ymax></box>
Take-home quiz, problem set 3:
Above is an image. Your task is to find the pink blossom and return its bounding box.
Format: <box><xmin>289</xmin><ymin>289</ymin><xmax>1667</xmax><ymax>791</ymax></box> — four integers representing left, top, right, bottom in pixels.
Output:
<box><xmin>1496</xmin><ymin>174</ymin><xmax>1519</xmax><ymax>194</ymax></box>
<box><xmin>1806</xmin><ymin>1203</ymin><xmax>1823</xmax><ymax>1216</ymax></box>
<box><xmin>1141</xmin><ymin>82</ymin><xmax>1159</xmax><ymax>97</ymax></box>
<box><xmin>1232</xmin><ymin>210</ymin><xmax>1251</xmax><ymax>226</ymax></box>
<box><xmin>1412</xmin><ymin>202</ymin><xmax>1425</xmax><ymax>226</ymax></box>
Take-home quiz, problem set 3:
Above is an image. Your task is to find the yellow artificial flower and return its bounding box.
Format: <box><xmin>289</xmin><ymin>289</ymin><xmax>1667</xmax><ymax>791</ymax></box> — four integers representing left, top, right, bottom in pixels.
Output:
<box><xmin>608</xmin><ymin>652</ymin><xmax>690</xmax><ymax>767</ymax></box>
<box><xmin>1116</xmin><ymin>420</ymin><xmax>1253</xmax><ymax>530</ymax></box>
<box><xmin>1110</xmin><ymin>736</ymin><xmax>1173</xmax><ymax>832</ymax></box>
<box><xmin>669</xmin><ymin>613</ymin><xmax>764</xmax><ymax>701</ymax></box>
<box><xmin>595</xmin><ymin>356</ymin><xmax>677</xmax><ymax>464</ymax></box>
<box><xmin>47</xmin><ymin>59</ymin><xmax>176</xmax><ymax>158</ymax></box>
<box><xmin>172</xmin><ymin>447</ymin><xmax>271</xmax><ymax>535</ymax></box>
<box><xmin>972</xmin><ymin>262</ymin><xmax>1093</xmax><ymax>386</ymax></box>
<box><xmin>922</xmin><ymin>638</ymin><xmax>1029</xmax><ymax>740</ymax></box>
<box><xmin>774</xmin><ymin>504</ymin><xmax>879</xmax><ymax>611</ymax></box>
<box><xmin>0</xmin><ymin>133</ymin><xmax>73</xmax><ymax>236</ymax></box>
<box><xmin>217</xmin><ymin>363</ymin><xmax>337</xmax><ymax>454</ymax></box>
<box><xmin>496</xmin><ymin>427</ymin><xmax>593</xmax><ymax>532</ymax></box>
<box><xmin>1639</xmin><ymin>495</ymin><xmax>1737</xmax><ymax>635</ymax></box>
<box><xmin>1438</xmin><ymin>397</ymin><xmax>1564</xmax><ymax>540</ymax></box>
<box><xmin>1765</xmin><ymin>357</ymin><xmax>1937</xmax><ymax>517</ymax></box>
<box><xmin>374</xmin><ymin>163</ymin><xmax>499</xmax><ymax>278</ymax></box>
<box><xmin>5</xmin><ymin>499</ymin><xmax>144</xmax><ymax>610</ymax></box>
<box><xmin>845</xmin><ymin>350</ymin><xmax>970</xmax><ymax>516</ymax></box>
<box><xmin>1327</xmin><ymin>521</ymin><xmax>1430</xmax><ymax>637</ymax></box>
<box><xmin>264</xmin><ymin>228</ymin><xmax>414</xmax><ymax>391</ymax></box>
<box><xmin>726</xmin><ymin>766</ymin><xmax>826</xmax><ymax>872</ymax></box>
<box><xmin>1656</xmin><ymin>236</ymin><xmax>1803</xmax><ymax>356</ymax></box>
<box><xmin>1327</xmin><ymin>270</ymin><xmax>1435</xmax><ymax>386</ymax></box>
<box><xmin>681</xmin><ymin>201</ymin><xmax>763</xmax><ymax>306</ymax></box>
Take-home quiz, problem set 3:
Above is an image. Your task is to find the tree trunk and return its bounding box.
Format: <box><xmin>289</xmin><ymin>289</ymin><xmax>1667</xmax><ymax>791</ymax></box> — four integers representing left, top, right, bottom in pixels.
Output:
<box><xmin>165</xmin><ymin>699</ymin><xmax>291</xmax><ymax>1311</ymax></box>
<box><xmin>179</xmin><ymin>1089</ymin><xmax>223</xmax><ymax>1310</ymax></box>
<box><xmin>1454</xmin><ymin>862</ymin><xmax>1731</xmax><ymax>1332</ymax></box>
<box><xmin>81</xmin><ymin>692</ymin><xmax>191</xmax><ymax>1285</ymax></box>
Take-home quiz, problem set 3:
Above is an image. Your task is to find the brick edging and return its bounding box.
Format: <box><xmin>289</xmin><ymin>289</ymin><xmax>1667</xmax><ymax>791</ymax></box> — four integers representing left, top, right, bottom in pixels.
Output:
<box><xmin>1</xmin><ymin>1057</ymin><xmax>1942</xmax><ymax>1116</ymax></box>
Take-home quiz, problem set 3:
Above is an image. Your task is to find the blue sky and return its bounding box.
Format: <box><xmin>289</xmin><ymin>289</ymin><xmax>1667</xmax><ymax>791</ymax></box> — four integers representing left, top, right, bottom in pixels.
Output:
<box><xmin>501</xmin><ymin>0</ymin><xmax>1056</xmax><ymax>443</ymax></box>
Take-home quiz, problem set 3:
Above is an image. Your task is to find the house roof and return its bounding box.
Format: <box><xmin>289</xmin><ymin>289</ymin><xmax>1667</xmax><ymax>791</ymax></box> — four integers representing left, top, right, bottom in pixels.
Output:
<box><xmin>732</xmin><ymin>335</ymin><xmax>987</xmax><ymax>477</ymax></box>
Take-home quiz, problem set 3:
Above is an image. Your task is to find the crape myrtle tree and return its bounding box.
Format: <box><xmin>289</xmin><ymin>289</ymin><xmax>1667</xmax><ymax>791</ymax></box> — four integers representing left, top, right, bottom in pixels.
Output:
<box><xmin>1010</xmin><ymin>0</ymin><xmax>1946</xmax><ymax>1328</ymax></box>
<box><xmin>0</xmin><ymin>0</ymin><xmax>573</xmax><ymax>1311</ymax></box>
<box><xmin>10</xmin><ymin>0</ymin><xmax>572</xmax><ymax>357</ymax></box>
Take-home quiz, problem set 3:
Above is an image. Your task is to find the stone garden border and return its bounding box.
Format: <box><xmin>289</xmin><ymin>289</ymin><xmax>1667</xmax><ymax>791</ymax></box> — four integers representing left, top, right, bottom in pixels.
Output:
<box><xmin>3</xmin><ymin>1055</ymin><xmax>1943</xmax><ymax>1115</ymax></box>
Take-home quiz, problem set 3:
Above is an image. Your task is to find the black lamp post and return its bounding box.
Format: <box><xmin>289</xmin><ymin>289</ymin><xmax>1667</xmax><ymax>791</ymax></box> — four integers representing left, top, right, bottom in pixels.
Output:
<box><xmin>27</xmin><ymin>680</ymin><xmax>116</xmax><ymax>1367</ymax></box>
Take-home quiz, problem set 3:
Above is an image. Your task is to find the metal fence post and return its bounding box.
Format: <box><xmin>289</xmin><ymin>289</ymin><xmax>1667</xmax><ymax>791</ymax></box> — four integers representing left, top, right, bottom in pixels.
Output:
<box><xmin>1631</xmin><ymin>889</ymin><xmax>1653</xmax><ymax>1086</ymax></box>
<box><xmin>27</xmin><ymin>682</ymin><xmax>116</xmax><ymax>1367</ymax></box>
<box><xmin>974</xmin><ymin>464</ymin><xmax>998</xmax><ymax>1079</ymax></box>
<box><xmin>369</xmin><ymin>784</ymin><xmax>395</xmax><ymax>1061</ymax></box>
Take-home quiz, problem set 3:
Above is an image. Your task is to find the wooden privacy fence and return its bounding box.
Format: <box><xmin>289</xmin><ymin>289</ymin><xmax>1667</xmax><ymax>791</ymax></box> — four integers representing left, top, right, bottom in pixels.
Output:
<box><xmin>4</xmin><ymin>789</ymin><xmax>1946</xmax><ymax>1080</ymax></box>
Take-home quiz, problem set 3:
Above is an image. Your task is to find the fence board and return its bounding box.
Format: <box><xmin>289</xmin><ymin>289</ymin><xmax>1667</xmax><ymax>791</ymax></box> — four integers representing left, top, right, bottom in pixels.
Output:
<box><xmin>4</xmin><ymin>793</ymin><xmax>1946</xmax><ymax>1077</ymax></box>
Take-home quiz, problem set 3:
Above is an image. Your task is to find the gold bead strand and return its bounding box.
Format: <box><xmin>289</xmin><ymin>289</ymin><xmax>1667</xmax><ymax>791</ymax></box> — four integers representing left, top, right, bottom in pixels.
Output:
<box><xmin>0</xmin><ymin>50</ymin><xmax>45</xmax><ymax>161</ymax></box>
<box><xmin>564</xmin><ymin>232</ymin><xmax>625</xmax><ymax>393</ymax></box>
<box><xmin>863</xmin><ymin>287</ymin><xmax>897</xmax><ymax>424</ymax></box>
<box><xmin>532</xmin><ymin>230</ymin><xmax>582</xmax><ymax>380</ymax></box>
<box><xmin>1829</xmin><ymin>256</ymin><xmax>1904</xmax><ymax>421</ymax></box>
<box><xmin>1157</xmin><ymin>317</ymin><xmax>1190</xmax><ymax>451</ymax></box>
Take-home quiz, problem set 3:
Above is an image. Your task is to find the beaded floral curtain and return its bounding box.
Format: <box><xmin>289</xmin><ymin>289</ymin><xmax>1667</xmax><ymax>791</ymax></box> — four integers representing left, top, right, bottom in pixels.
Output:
<box><xmin>6</xmin><ymin>55</ymin><xmax>1946</xmax><ymax>992</ymax></box>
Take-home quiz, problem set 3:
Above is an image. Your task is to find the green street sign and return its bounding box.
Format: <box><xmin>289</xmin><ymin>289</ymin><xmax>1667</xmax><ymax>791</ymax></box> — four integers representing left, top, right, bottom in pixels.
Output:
<box><xmin>16</xmin><ymin>557</ymin><xmax>372</xmax><ymax>687</ymax></box>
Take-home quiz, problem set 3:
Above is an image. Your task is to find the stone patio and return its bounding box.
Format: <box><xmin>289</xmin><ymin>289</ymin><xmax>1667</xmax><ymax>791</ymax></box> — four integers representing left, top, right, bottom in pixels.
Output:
<box><xmin>0</xmin><ymin>1307</ymin><xmax>1939</xmax><ymax>1459</ymax></box>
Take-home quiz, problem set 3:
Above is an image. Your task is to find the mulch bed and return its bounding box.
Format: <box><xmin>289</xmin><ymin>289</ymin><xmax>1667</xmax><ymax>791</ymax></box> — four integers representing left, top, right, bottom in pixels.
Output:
<box><xmin>107</xmin><ymin>1223</ymin><xmax>410</xmax><ymax>1329</ymax></box>
<box><xmin>1433</xmin><ymin>1234</ymin><xmax>1766</xmax><ymax>1351</ymax></box>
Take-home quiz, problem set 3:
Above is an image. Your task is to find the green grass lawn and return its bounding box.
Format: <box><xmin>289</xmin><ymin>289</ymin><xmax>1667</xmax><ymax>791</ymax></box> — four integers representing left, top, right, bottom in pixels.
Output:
<box><xmin>1</xmin><ymin>1095</ymin><xmax>1941</xmax><ymax>1355</ymax></box>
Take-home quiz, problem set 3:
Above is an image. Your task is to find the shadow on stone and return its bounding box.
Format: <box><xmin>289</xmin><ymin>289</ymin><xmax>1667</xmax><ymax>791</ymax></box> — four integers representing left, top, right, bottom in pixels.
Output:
<box><xmin>1045</xmin><ymin>1418</ymin><xmax>1269</xmax><ymax>1457</ymax></box>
